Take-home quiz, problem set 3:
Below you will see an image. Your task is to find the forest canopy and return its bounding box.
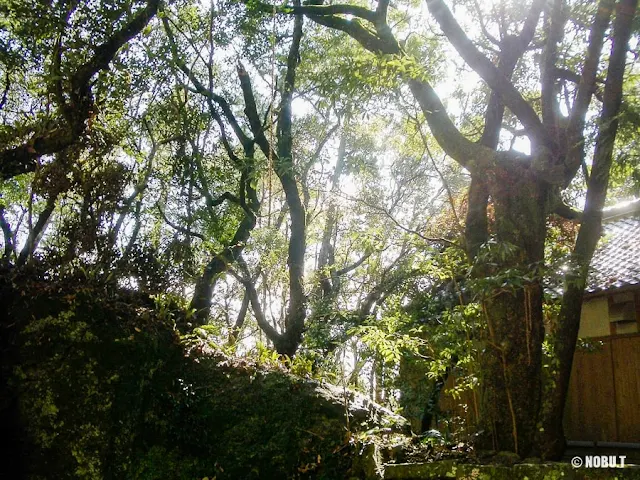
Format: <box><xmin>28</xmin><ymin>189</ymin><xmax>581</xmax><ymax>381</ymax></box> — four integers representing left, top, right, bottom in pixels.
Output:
<box><xmin>1</xmin><ymin>0</ymin><xmax>639</xmax><ymax>472</ymax></box>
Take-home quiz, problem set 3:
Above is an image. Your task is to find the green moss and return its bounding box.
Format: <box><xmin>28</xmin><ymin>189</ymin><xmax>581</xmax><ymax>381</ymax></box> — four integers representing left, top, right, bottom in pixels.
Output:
<box><xmin>4</xmin><ymin>275</ymin><xmax>407</xmax><ymax>479</ymax></box>
<box><xmin>382</xmin><ymin>462</ymin><xmax>640</xmax><ymax>480</ymax></box>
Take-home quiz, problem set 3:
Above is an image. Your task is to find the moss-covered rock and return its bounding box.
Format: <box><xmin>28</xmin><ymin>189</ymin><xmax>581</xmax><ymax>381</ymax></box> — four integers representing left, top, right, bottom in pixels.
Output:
<box><xmin>382</xmin><ymin>461</ymin><xmax>640</xmax><ymax>480</ymax></box>
<box><xmin>1</xmin><ymin>273</ymin><xmax>408</xmax><ymax>479</ymax></box>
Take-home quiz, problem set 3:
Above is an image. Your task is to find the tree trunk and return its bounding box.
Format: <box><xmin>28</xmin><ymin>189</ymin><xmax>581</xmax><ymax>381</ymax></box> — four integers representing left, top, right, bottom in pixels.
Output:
<box><xmin>190</xmin><ymin>208</ymin><xmax>256</xmax><ymax>325</ymax></box>
<box><xmin>477</xmin><ymin>166</ymin><xmax>548</xmax><ymax>456</ymax></box>
<box><xmin>16</xmin><ymin>193</ymin><xmax>59</xmax><ymax>267</ymax></box>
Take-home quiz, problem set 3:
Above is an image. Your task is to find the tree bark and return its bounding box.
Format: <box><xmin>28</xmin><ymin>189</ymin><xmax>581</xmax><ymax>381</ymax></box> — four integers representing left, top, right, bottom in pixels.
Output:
<box><xmin>476</xmin><ymin>166</ymin><xmax>548</xmax><ymax>456</ymax></box>
<box><xmin>275</xmin><ymin>6</ymin><xmax>307</xmax><ymax>357</ymax></box>
<box><xmin>238</xmin><ymin>6</ymin><xmax>307</xmax><ymax>356</ymax></box>
<box><xmin>163</xmin><ymin>20</ymin><xmax>261</xmax><ymax>325</ymax></box>
<box><xmin>16</xmin><ymin>193</ymin><xmax>59</xmax><ymax>267</ymax></box>
<box><xmin>0</xmin><ymin>206</ymin><xmax>14</xmax><ymax>265</ymax></box>
<box><xmin>228</xmin><ymin>291</ymin><xmax>250</xmax><ymax>346</ymax></box>
<box><xmin>190</xmin><ymin>163</ymin><xmax>258</xmax><ymax>324</ymax></box>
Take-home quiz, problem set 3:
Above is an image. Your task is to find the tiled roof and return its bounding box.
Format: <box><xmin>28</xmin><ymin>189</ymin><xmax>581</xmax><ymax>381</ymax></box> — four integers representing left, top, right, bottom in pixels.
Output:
<box><xmin>586</xmin><ymin>201</ymin><xmax>640</xmax><ymax>293</ymax></box>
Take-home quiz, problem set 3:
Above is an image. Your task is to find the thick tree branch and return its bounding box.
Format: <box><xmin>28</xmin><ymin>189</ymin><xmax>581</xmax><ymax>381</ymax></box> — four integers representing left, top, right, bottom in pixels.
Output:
<box><xmin>551</xmin><ymin>199</ymin><xmax>583</xmax><ymax>221</ymax></box>
<box><xmin>0</xmin><ymin>0</ymin><xmax>160</xmax><ymax>181</ymax></box>
<box><xmin>237</xmin><ymin>62</ymin><xmax>276</xmax><ymax>158</ymax></box>
<box><xmin>73</xmin><ymin>0</ymin><xmax>161</xmax><ymax>90</ymax></box>
<box><xmin>190</xmin><ymin>191</ymin><xmax>259</xmax><ymax>323</ymax></box>
<box><xmin>466</xmin><ymin>0</ymin><xmax>543</xmax><ymax>258</ymax></box>
<box><xmin>409</xmin><ymin>80</ymin><xmax>496</xmax><ymax>172</ymax></box>
<box><xmin>481</xmin><ymin>0</ymin><xmax>543</xmax><ymax>149</ymax></box>
<box><xmin>0</xmin><ymin>71</ymin><xmax>9</xmax><ymax>111</ymax></box>
<box><xmin>335</xmin><ymin>251</ymin><xmax>372</xmax><ymax>277</ymax></box>
<box><xmin>563</xmin><ymin>0</ymin><xmax>615</xmax><ymax>185</ymax></box>
<box><xmin>16</xmin><ymin>193</ymin><xmax>59</xmax><ymax>267</ymax></box>
<box><xmin>233</xmin><ymin>259</ymin><xmax>283</xmax><ymax>347</ymax></box>
<box><xmin>0</xmin><ymin>206</ymin><xmax>15</xmax><ymax>262</ymax></box>
<box><xmin>251</xmin><ymin>0</ymin><xmax>496</xmax><ymax>171</ymax></box>
<box><xmin>426</xmin><ymin>0</ymin><xmax>552</xmax><ymax>150</ymax></box>
<box><xmin>251</xmin><ymin>2</ymin><xmax>377</xmax><ymax>22</ymax></box>
<box><xmin>274</xmin><ymin>5</ymin><xmax>308</xmax><ymax>352</ymax></box>
<box><xmin>540</xmin><ymin>0</ymin><xmax>566</xmax><ymax>136</ymax></box>
<box><xmin>163</xmin><ymin>17</ymin><xmax>253</xmax><ymax>150</ymax></box>
<box><xmin>376</xmin><ymin>0</ymin><xmax>390</xmax><ymax>24</ymax></box>
<box><xmin>555</xmin><ymin>67</ymin><xmax>605</xmax><ymax>102</ymax></box>
<box><xmin>228</xmin><ymin>291</ymin><xmax>250</xmax><ymax>345</ymax></box>
<box><xmin>520</xmin><ymin>0</ymin><xmax>545</xmax><ymax>43</ymax></box>
<box><xmin>249</xmin><ymin>1</ymin><xmax>394</xmax><ymax>53</ymax></box>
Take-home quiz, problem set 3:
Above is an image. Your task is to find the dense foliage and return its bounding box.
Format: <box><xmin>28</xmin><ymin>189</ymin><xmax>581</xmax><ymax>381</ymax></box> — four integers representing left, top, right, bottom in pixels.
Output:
<box><xmin>1</xmin><ymin>0</ymin><xmax>639</xmax><ymax>473</ymax></box>
<box><xmin>2</xmin><ymin>271</ymin><xmax>413</xmax><ymax>479</ymax></box>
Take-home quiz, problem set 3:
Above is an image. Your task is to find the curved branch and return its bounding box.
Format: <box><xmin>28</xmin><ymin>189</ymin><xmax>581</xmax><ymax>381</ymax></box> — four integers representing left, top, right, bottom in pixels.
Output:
<box><xmin>162</xmin><ymin>17</ymin><xmax>253</xmax><ymax>150</ymax></box>
<box><xmin>0</xmin><ymin>71</ymin><xmax>9</xmax><ymax>111</ymax></box>
<box><xmin>252</xmin><ymin>2</ymin><xmax>378</xmax><ymax>23</ymax></box>
<box><xmin>16</xmin><ymin>193</ymin><xmax>59</xmax><ymax>267</ymax></box>
<box><xmin>156</xmin><ymin>204</ymin><xmax>206</xmax><ymax>240</ymax></box>
<box><xmin>563</xmin><ymin>0</ymin><xmax>615</xmax><ymax>184</ymax></box>
<box><xmin>408</xmin><ymin>80</ymin><xmax>496</xmax><ymax>171</ymax></box>
<box><xmin>0</xmin><ymin>0</ymin><xmax>160</xmax><ymax>180</ymax></box>
<box><xmin>426</xmin><ymin>0</ymin><xmax>551</xmax><ymax>150</ymax></box>
<box><xmin>232</xmin><ymin>264</ymin><xmax>283</xmax><ymax>346</ymax></box>
<box><xmin>72</xmin><ymin>0</ymin><xmax>161</xmax><ymax>91</ymax></box>
<box><xmin>472</xmin><ymin>0</ymin><xmax>501</xmax><ymax>46</ymax></box>
<box><xmin>251</xmin><ymin>0</ymin><xmax>495</xmax><ymax>171</ymax></box>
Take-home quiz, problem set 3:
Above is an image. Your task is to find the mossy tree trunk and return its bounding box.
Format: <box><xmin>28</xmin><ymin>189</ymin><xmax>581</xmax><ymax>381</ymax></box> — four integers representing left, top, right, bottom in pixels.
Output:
<box><xmin>474</xmin><ymin>166</ymin><xmax>548</xmax><ymax>456</ymax></box>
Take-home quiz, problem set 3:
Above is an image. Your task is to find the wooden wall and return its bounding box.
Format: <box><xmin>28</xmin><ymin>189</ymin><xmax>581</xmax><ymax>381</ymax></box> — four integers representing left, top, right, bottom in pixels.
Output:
<box><xmin>437</xmin><ymin>333</ymin><xmax>640</xmax><ymax>443</ymax></box>
<box><xmin>564</xmin><ymin>333</ymin><xmax>640</xmax><ymax>443</ymax></box>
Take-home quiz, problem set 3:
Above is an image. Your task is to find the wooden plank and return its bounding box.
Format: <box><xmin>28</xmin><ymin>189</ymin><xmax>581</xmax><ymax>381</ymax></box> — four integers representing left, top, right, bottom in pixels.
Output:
<box><xmin>611</xmin><ymin>335</ymin><xmax>640</xmax><ymax>442</ymax></box>
<box><xmin>438</xmin><ymin>375</ymin><xmax>478</xmax><ymax>428</ymax></box>
<box><xmin>564</xmin><ymin>341</ymin><xmax>617</xmax><ymax>442</ymax></box>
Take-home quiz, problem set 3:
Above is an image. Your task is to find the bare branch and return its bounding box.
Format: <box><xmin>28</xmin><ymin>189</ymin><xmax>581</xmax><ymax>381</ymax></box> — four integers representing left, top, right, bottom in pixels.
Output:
<box><xmin>335</xmin><ymin>251</ymin><xmax>373</xmax><ymax>276</ymax></box>
<box><xmin>472</xmin><ymin>0</ymin><xmax>501</xmax><ymax>46</ymax></box>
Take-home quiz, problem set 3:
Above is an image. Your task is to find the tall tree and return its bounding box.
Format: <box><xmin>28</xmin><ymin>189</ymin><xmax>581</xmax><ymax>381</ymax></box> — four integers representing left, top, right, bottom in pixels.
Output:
<box><xmin>246</xmin><ymin>0</ymin><xmax>638</xmax><ymax>457</ymax></box>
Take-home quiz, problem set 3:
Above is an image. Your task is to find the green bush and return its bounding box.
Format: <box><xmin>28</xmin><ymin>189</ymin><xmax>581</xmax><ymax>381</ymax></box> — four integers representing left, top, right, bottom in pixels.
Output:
<box><xmin>3</xmin><ymin>273</ymin><xmax>357</xmax><ymax>479</ymax></box>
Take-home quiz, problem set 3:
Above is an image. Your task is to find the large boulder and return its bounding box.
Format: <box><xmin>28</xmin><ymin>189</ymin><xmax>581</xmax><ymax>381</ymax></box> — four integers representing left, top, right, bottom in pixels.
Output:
<box><xmin>1</xmin><ymin>273</ymin><xmax>408</xmax><ymax>479</ymax></box>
